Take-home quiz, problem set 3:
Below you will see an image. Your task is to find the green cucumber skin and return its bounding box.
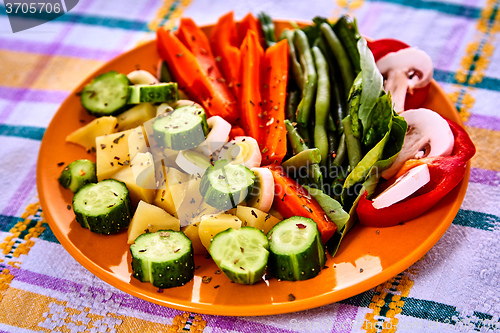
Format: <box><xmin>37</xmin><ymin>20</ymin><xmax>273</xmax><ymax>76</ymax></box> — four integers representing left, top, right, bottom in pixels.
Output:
<box><xmin>80</xmin><ymin>71</ymin><xmax>130</xmax><ymax>117</ymax></box>
<box><xmin>209</xmin><ymin>227</ymin><xmax>269</xmax><ymax>285</ymax></box>
<box><xmin>128</xmin><ymin>83</ymin><xmax>178</xmax><ymax>104</ymax></box>
<box><xmin>268</xmin><ymin>234</ymin><xmax>325</xmax><ymax>281</ymax></box>
<box><xmin>130</xmin><ymin>231</ymin><xmax>195</xmax><ymax>288</ymax></box>
<box><xmin>199</xmin><ymin>160</ymin><xmax>255</xmax><ymax>210</ymax></box>
<box><xmin>153</xmin><ymin>106</ymin><xmax>209</xmax><ymax>150</ymax></box>
<box><xmin>72</xmin><ymin>180</ymin><xmax>132</xmax><ymax>235</ymax></box>
<box><xmin>58</xmin><ymin>159</ymin><xmax>97</xmax><ymax>193</ymax></box>
<box><xmin>267</xmin><ymin>217</ymin><xmax>326</xmax><ymax>281</ymax></box>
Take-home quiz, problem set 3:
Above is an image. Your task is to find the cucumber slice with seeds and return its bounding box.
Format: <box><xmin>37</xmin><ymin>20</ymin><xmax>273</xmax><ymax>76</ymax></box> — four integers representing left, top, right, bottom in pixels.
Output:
<box><xmin>267</xmin><ymin>216</ymin><xmax>326</xmax><ymax>281</ymax></box>
<box><xmin>128</xmin><ymin>82</ymin><xmax>178</xmax><ymax>104</ymax></box>
<box><xmin>152</xmin><ymin>105</ymin><xmax>209</xmax><ymax>150</ymax></box>
<box><xmin>80</xmin><ymin>71</ymin><xmax>130</xmax><ymax>116</ymax></box>
<box><xmin>199</xmin><ymin>159</ymin><xmax>255</xmax><ymax>210</ymax></box>
<box><xmin>130</xmin><ymin>230</ymin><xmax>194</xmax><ymax>288</ymax></box>
<box><xmin>58</xmin><ymin>159</ymin><xmax>97</xmax><ymax>193</ymax></box>
<box><xmin>72</xmin><ymin>179</ymin><xmax>132</xmax><ymax>234</ymax></box>
<box><xmin>209</xmin><ymin>227</ymin><xmax>269</xmax><ymax>285</ymax></box>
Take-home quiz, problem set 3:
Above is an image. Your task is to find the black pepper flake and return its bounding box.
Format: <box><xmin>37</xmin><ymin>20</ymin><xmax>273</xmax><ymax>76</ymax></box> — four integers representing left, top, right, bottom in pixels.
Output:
<box><xmin>281</xmin><ymin>193</ymin><xmax>286</xmax><ymax>201</ymax></box>
<box><xmin>359</xmin><ymin>268</ymin><xmax>364</xmax><ymax>273</ymax></box>
<box><xmin>303</xmin><ymin>205</ymin><xmax>313</xmax><ymax>213</ymax></box>
<box><xmin>157</xmin><ymin>288</ymin><xmax>163</xmax><ymax>293</ymax></box>
<box><xmin>176</xmin><ymin>53</ymin><xmax>184</xmax><ymax>57</ymax></box>
<box><xmin>240</xmin><ymin>247</ymin><xmax>244</xmax><ymax>253</ymax></box>
<box><xmin>66</xmin><ymin>205</ymin><xmax>71</xmax><ymax>210</ymax></box>
<box><xmin>190</xmin><ymin>198</ymin><xmax>195</xmax><ymax>204</ymax></box>
<box><xmin>288</xmin><ymin>294</ymin><xmax>296</xmax><ymax>301</ymax></box>
<box><xmin>100</xmin><ymin>144</ymin><xmax>106</xmax><ymax>150</ymax></box>
<box><xmin>249</xmin><ymin>100</ymin><xmax>255</xmax><ymax>106</ymax></box>
<box><xmin>214</xmin><ymin>285</ymin><xmax>220</xmax><ymax>289</ymax></box>
<box><xmin>202</xmin><ymin>276</ymin><xmax>212</xmax><ymax>284</ymax></box>
<box><xmin>215</xmin><ymin>270</ymin><xmax>221</xmax><ymax>275</ymax></box>
<box><xmin>265</xmin><ymin>214</ymin><xmax>271</xmax><ymax>221</ymax></box>
<box><xmin>57</xmin><ymin>162</ymin><xmax>65</xmax><ymax>167</ymax></box>
<box><xmin>239</xmin><ymin>267</ymin><xmax>245</xmax><ymax>271</ymax></box>
<box><xmin>112</xmin><ymin>133</ymin><xmax>125</xmax><ymax>144</ymax></box>
<box><xmin>251</xmin><ymin>210</ymin><xmax>258</xmax><ymax>218</ymax></box>
<box><xmin>296</xmin><ymin>223</ymin><xmax>307</xmax><ymax>229</ymax></box>
<box><xmin>114</xmin><ymin>156</ymin><xmax>120</xmax><ymax>160</ymax></box>
<box><xmin>139</xmin><ymin>249</ymin><xmax>147</xmax><ymax>253</ymax></box>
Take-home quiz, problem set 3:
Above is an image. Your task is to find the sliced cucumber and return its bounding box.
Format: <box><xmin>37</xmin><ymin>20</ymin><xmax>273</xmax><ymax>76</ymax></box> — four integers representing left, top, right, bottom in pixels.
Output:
<box><xmin>80</xmin><ymin>71</ymin><xmax>130</xmax><ymax>116</ymax></box>
<box><xmin>58</xmin><ymin>159</ymin><xmax>97</xmax><ymax>193</ymax></box>
<box><xmin>209</xmin><ymin>227</ymin><xmax>269</xmax><ymax>285</ymax></box>
<box><xmin>267</xmin><ymin>216</ymin><xmax>326</xmax><ymax>281</ymax></box>
<box><xmin>199</xmin><ymin>159</ymin><xmax>255</xmax><ymax>210</ymax></box>
<box><xmin>72</xmin><ymin>179</ymin><xmax>132</xmax><ymax>234</ymax></box>
<box><xmin>128</xmin><ymin>82</ymin><xmax>178</xmax><ymax>104</ymax></box>
<box><xmin>152</xmin><ymin>105</ymin><xmax>209</xmax><ymax>150</ymax></box>
<box><xmin>130</xmin><ymin>230</ymin><xmax>194</xmax><ymax>288</ymax></box>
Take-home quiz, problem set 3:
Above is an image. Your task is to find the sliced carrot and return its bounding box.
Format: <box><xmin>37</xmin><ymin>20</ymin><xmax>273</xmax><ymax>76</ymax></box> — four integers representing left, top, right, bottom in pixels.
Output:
<box><xmin>209</xmin><ymin>11</ymin><xmax>241</xmax><ymax>100</ymax></box>
<box><xmin>229</xmin><ymin>125</ymin><xmax>246</xmax><ymax>140</ymax></box>
<box><xmin>175</xmin><ymin>18</ymin><xmax>238</xmax><ymax>124</ymax></box>
<box><xmin>238</xmin><ymin>12</ymin><xmax>264</xmax><ymax>48</ymax></box>
<box><xmin>267</xmin><ymin>165</ymin><xmax>337</xmax><ymax>244</ymax></box>
<box><xmin>239</xmin><ymin>29</ymin><xmax>264</xmax><ymax>142</ymax></box>
<box><xmin>259</xmin><ymin>39</ymin><xmax>289</xmax><ymax>165</ymax></box>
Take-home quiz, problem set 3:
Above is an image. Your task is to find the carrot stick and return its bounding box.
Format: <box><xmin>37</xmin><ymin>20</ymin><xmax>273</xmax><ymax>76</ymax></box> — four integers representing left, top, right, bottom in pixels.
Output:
<box><xmin>267</xmin><ymin>165</ymin><xmax>337</xmax><ymax>244</ymax></box>
<box><xmin>239</xmin><ymin>29</ymin><xmax>264</xmax><ymax>141</ymax></box>
<box><xmin>238</xmin><ymin>12</ymin><xmax>264</xmax><ymax>48</ymax></box>
<box><xmin>157</xmin><ymin>27</ymin><xmax>237</xmax><ymax>124</ymax></box>
<box><xmin>259</xmin><ymin>39</ymin><xmax>289</xmax><ymax>165</ymax></box>
<box><xmin>229</xmin><ymin>125</ymin><xmax>246</xmax><ymax>140</ymax></box>
<box><xmin>175</xmin><ymin>18</ymin><xmax>238</xmax><ymax>124</ymax></box>
<box><xmin>209</xmin><ymin>12</ymin><xmax>241</xmax><ymax>99</ymax></box>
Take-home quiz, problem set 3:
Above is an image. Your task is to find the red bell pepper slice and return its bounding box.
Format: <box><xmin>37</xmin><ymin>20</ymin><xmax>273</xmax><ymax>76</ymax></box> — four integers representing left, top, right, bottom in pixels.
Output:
<box><xmin>367</xmin><ymin>38</ymin><xmax>430</xmax><ymax>110</ymax></box>
<box><xmin>267</xmin><ymin>166</ymin><xmax>337</xmax><ymax>243</ymax></box>
<box><xmin>357</xmin><ymin>119</ymin><xmax>475</xmax><ymax>227</ymax></box>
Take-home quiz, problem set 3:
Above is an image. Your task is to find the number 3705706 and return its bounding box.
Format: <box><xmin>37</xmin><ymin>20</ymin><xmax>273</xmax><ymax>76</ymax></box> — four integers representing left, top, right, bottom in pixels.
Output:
<box><xmin>5</xmin><ymin>2</ymin><xmax>62</xmax><ymax>14</ymax></box>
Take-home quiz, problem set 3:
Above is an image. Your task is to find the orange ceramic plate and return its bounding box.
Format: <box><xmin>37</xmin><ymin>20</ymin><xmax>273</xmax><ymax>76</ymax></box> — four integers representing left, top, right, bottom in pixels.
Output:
<box><xmin>37</xmin><ymin>22</ymin><xmax>470</xmax><ymax>316</ymax></box>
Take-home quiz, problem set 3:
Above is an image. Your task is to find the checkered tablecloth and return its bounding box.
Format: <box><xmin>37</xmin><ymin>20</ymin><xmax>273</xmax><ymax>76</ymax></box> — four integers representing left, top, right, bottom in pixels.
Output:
<box><xmin>0</xmin><ymin>0</ymin><xmax>499</xmax><ymax>332</ymax></box>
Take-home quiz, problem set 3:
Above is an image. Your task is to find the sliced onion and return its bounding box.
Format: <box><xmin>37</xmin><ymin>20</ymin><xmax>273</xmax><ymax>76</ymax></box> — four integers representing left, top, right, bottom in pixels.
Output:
<box><xmin>246</xmin><ymin>167</ymin><xmax>275</xmax><ymax>212</ymax></box>
<box><xmin>195</xmin><ymin>116</ymin><xmax>231</xmax><ymax>156</ymax></box>
<box><xmin>127</xmin><ymin>70</ymin><xmax>159</xmax><ymax>85</ymax></box>
<box><xmin>175</xmin><ymin>149</ymin><xmax>212</xmax><ymax>177</ymax></box>
<box><xmin>217</xmin><ymin>136</ymin><xmax>261</xmax><ymax>169</ymax></box>
<box><xmin>156</xmin><ymin>102</ymin><xmax>174</xmax><ymax>116</ymax></box>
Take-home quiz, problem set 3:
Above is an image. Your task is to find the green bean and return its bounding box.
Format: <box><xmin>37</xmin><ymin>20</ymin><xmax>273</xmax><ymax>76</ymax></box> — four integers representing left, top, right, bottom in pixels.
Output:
<box><xmin>285</xmin><ymin>119</ymin><xmax>323</xmax><ymax>187</ymax></box>
<box><xmin>320</xmin><ymin>23</ymin><xmax>354</xmax><ymax>98</ymax></box>
<box><xmin>342</xmin><ymin>116</ymin><xmax>362</xmax><ymax>170</ymax></box>
<box><xmin>294</xmin><ymin>29</ymin><xmax>317</xmax><ymax>128</ymax></box>
<box><xmin>333</xmin><ymin>16</ymin><xmax>361</xmax><ymax>74</ymax></box>
<box><xmin>327</xmin><ymin>114</ymin><xmax>336</xmax><ymax>132</ymax></box>
<box><xmin>285</xmin><ymin>89</ymin><xmax>300</xmax><ymax>122</ymax></box>
<box><xmin>332</xmin><ymin>133</ymin><xmax>346</xmax><ymax>167</ymax></box>
<box><xmin>311</xmin><ymin>46</ymin><xmax>330</xmax><ymax>166</ymax></box>
<box><xmin>280</xmin><ymin>29</ymin><xmax>304</xmax><ymax>91</ymax></box>
<box><xmin>282</xmin><ymin>148</ymin><xmax>322</xmax><ymax>169</ymax></box>
<box><xmin>258</xmin><ymin>12</ymin><xmax>276</xmax><ymax>48</ymax></box>
<box><xmin>285</xmin><ymin>119</ymin><xmax>308</xmax><ymax>153</ymax></box>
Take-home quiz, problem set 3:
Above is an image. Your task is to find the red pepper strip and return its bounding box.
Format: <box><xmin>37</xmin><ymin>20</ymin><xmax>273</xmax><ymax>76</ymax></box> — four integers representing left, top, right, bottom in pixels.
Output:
<box><xmin>156</xmin><ymin>28</ymin><xmax>237</xmax><ymax>124</ymax></box>
<box><xmin>267</xmin><ymin>166</ymin><xmax>337</xmax><ymax>243</ymax></box>
<box><xmin>239</xmin><ymin>29</ymin><xmax>264</xmax><ymax>141</ymax></box>
<box><xmin>357</xmin><ymin>119</ymin><xmax>476</xmax><ymax>227</ymax></box>
<box><xmin>259</xmin><ymin>39</ymin><xmax>289</xmax><ymax>166</ymax></box>
<box><xmin>238</xmin><ymin>12</ymin><xmax>264</xmax><ymax>48</ymax></box>
<box><xmin>367</xmin><ymin>38</ymin><xmax>430</xmax><ymax>110</ymax></box>
<box><xmin>209</xmin><ymin>12</ymin><xmax>242</xmax><ymax>100</ymax></box>
<box><xmin>175</xmin><ymin>18</ymin><xmax>238</xmax><ymax>124</ymax></box>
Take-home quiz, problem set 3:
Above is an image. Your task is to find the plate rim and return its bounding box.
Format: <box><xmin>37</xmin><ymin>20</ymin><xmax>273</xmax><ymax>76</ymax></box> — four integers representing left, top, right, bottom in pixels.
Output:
<box><xmin>37</xmin><ymin>28</ymin><xmax>470</xmax><ymax>316</ymax></box>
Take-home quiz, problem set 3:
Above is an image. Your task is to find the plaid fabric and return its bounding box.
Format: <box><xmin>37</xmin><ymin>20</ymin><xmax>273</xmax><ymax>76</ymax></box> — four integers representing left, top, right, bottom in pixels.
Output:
<box><xmin>1</xmin><ymin>0</ymin><xmax>499</xmax><ymax>332</ymax></box>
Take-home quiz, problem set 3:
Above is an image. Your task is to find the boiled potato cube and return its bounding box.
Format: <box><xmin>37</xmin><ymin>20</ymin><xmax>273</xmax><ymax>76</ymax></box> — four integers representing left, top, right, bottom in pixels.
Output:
<box><xmin>181</xmin><ymin>223</ymin><xmax>206</xmax><ymax>254</ymax></box>
<box><xmin>116</xmin><ymin>103</ymin><xmax>156</xmax><ymax>132</ymax></box>
<box><xmin>111</xmin><ymin>165</ymin><xmax>155</xmax><ymax>206</ymax></box>
<box><xmin>198</xmin><ymin>214</ymin><xmax>242</xmax><ymax>251</ymax></box>
<box><xmin>236</xmin><ymin>205</ymin><xmax>281</xmax><ymax>234</ymax></box>
<box><xmin>66</xmin><ymin>116</ymin><xmax>117</xmax><ymax>151</ymax></box>
<box><xmin>128</xmin><ymin>126</ymin><xmax>149</xmax><ymax>161</ymax></box>
<box><xmin>96</xmin><ymin>129</ymin><xmax>133</xmax><ymax>181</ymax></box>
<box><xmin>130</xmin><ymin>152</ymin><xmax>156</xmax><ymax>189</ymax></box>
<box><xmin>127</xmin><ymin>200</ymin><xmax>180</xmax><ymax>244</ymax></box>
